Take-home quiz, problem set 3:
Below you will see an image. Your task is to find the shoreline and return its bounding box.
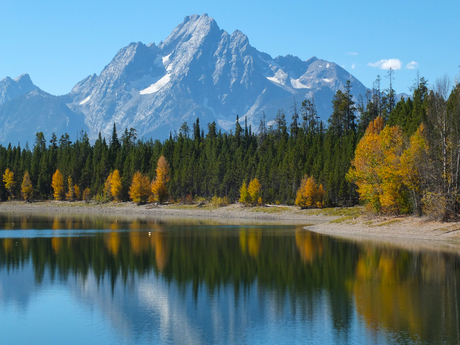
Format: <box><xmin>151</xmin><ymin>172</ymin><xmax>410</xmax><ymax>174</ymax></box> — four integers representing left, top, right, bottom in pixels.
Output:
<box><xmin>306</xmin><ymin>214</ymin><xmax>460</xmax><ymax>254</ymax></box>
<box><xmin>0</xmin><ymin>200</ymin><xmax>334</xmax><ymax>225</ymax></box>
<box><xmin>3</xmin><ymin>201</ymin><xmax>460</xmax><ymax>248</ymax></box>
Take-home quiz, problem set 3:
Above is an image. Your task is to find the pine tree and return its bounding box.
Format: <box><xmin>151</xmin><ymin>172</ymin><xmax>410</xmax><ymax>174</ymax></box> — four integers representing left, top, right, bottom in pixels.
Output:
<box><xmin>290</xmin><ymin>99</ymin><xmax>299</xmax><ymax>138</ymax></box>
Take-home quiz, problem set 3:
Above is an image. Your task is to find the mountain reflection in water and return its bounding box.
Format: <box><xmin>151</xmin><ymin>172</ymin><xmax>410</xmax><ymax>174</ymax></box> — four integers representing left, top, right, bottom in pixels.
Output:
<box><xmin>0</xmin><ymin>212</ymin><xmax>459</xmax><ymax>344</ymax></box>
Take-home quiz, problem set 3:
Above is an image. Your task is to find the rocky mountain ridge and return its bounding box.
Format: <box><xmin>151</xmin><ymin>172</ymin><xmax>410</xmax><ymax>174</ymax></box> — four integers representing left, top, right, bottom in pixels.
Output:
<box><xmin>0</xmin><ymin>14</ymin><xmax>368</xmax><ymax>145</ymax></box>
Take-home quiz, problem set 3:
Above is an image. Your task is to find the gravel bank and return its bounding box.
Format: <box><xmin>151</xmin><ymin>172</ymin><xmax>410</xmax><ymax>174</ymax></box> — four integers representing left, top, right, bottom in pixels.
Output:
<box><xmin>0</xmin><ymin>201</ymin><xmax>333</xmax><ymax>225</ymax></box>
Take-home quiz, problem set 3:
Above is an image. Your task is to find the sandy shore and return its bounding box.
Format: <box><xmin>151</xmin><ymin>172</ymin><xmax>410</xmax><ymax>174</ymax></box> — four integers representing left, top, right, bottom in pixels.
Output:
<box><xmin>306</xmin><ymin>213</ymin><xmax>460</xmax><ymax>254</ymax></box>
<box><xmin>0</xmin><ymin>201</ymin><xmax>334</xmax><ymax>225</ymax></box>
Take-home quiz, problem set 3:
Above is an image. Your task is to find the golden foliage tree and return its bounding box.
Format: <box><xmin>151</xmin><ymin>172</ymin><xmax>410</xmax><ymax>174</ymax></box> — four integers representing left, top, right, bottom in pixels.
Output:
<box><xmin>82</xmin><ymin>188</ymin><xmax>91</xmax><ymax>202</ymax></box>
<box><xmin>66</xmin><ymin>176</ymin><xmax>75</xmax><ymax>201</ymax></box>
<box><xmin>239</xmin><ymin>181</ymin><xmax>251</xmax><ymax>205</ymax></box>
<box><xmin>247</xmin><ymin>178</ymin><xmax>262</xmax><ymax>205</ymax></box>
<box><xmin>111</xmin><ymin>169</ymin><xmax>122</xmax><ymax>202</ymax></box>
<box><xmin>347</xmin><ymin>117</ymin><xmax>426</xmax><ymax>214</ymax></box>
<box><xmin>104</xmin><ymin>172</ymin><xmax>113</xmax><ymax>200</ymax></box>
<box><xmin>151</xmin><ymin>156</ymin><xmax>170</xmax><ymax>204</ymax></box>
<box><xmin>295</xmin><ymin>175</ymin><xmax>325</xmax><ymax>208</ymax></box>
<box><xmin>129</xmin><ymin>171</ymin><xmax>151</xmax><ymax>204</ymax></box>
<box><xmin>74</xmin><ymin>184</ymin><xmax>81</xmax><ymax>201</ymax></box>
<box><xmin>3</xmin><ymin>168</ymin><xmax>15</xmax><ymax>199</ymax></box>
<box><xmin>21</xmin><ymin>171</ymin><xmax>33</xmax><ymax>201</ymax></box>
<box><xmin>52</xmin><ymin>169</ymin><xmax>64</xmax><ymax>201</ymax></box>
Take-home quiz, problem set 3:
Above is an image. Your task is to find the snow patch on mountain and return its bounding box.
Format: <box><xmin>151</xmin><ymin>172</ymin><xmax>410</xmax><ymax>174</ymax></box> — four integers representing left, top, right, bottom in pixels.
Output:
<box><xmin>290</xmin><ymin>78</ymin><xmax>309</xmax><ymax>89</ymax></box>
<box><xmin>140</xmin><ymin>74</ymin><xmax>171</xmax><ymax>95</ymax></box>
<box><xmin>79</xmin><ymin>96</ymin><xmax>91</xmax><ymax>105</ymax></box>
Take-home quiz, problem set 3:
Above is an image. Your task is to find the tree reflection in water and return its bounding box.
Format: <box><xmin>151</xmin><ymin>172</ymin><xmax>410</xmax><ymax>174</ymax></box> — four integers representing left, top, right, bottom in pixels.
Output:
<box><xmin>0</xmin><ymin>212</ymin><xmax>459</xmax><ymax>344</ymax></box>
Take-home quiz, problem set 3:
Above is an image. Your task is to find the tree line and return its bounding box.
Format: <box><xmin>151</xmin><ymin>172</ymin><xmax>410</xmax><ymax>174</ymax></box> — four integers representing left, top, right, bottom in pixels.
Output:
<box><xmin>0</xmin><ymin>75</ymin><xmax>436</xmax><ymax>209</ymax></box>
<box><xmin>348</xmin><ymin>76</ymin><xmax>460</xmax><ymax>220</ymax></box>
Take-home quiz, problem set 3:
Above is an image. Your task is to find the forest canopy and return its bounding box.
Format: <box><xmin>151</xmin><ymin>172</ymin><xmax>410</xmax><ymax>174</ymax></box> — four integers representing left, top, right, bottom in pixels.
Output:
<box><xmin>2</xmin><ymin>73</ymin><xmax>460</xmax><ymax>220</ymax></box>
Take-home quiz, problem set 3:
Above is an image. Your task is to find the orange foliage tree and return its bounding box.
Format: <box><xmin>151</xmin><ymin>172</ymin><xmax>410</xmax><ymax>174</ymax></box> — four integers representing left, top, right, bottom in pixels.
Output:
<box><xmin>295</xmin><ymin>175</ymin><xmax>325</xmax><ymax>208</ymax></box>
<box><xmin>150</xmin><ymin>156</ymin><xmax>170</xmax><ymax>204</ymax></box>
<box><xmin>3</xmin><ymin>168</ymin><xmax>15</xmax><ymax>199</ymax></box>
<box><xmin>74</xmin><ymin>184</ymin><xmax>81</xmax><ymax>200</ymax></box>
<box><xmin>65</xmin><ymin>176</ymin><xmax>75</xmax><ymax>201</ymax></box>
<box><xmin>129</xmin><ymin>171</ymin><xmax>151</xmax><ymax>204</ymax></box>
<box><xmin>52</xmin><ymin>169</ymin><xmax>64</xmax><ymax>201</ymax></box>
<box><xmin>82</xmin><ymin>188</ymin><xmax>91</xmax><ymax>202</ymax></box>
<box><xmin>21</xmin><ymin>171</ymin><xmax>33</xmax><ymax>201</ymax></box>
<box><xmin>346</xmin><ymin>117</ymin><xmax>426</xmax><ymax>214</ymax></box>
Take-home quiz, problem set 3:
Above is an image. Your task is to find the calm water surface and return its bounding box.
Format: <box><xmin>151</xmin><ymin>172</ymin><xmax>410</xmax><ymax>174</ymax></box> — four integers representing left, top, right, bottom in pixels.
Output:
<box><xmin>0</xmin><ymin>212</ymin><xmax>459</xmax><ymax>344</ymax></box>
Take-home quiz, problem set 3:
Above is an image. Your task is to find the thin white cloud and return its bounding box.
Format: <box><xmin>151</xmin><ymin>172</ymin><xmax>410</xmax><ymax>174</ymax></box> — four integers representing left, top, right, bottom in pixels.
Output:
<box><xmin>351</xmin><ymin>63</ymin><xmax>356</xmax><ymax>69</ymax></box>
<box><xmin>406</xmin><ymin>61</ymin><xmax>418</xmax><ymax>69</ymax></box>
<box><xmin>347</xmin><ymin>52</ymin><xmax>358</xmax><ymax>56</ymax></box>
<box><xmin>368</xmin><ymin>59</ymin><xmax>402</xmax><ymax>70</ymax></box>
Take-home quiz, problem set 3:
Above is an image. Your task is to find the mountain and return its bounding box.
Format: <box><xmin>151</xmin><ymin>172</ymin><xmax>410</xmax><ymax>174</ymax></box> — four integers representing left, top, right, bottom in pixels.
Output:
<box><xmin>0</xmin><ymin>76</ymin><xmax>87</xmax><ymax>145</ymax></box>
<box><xmin>0</xmin><ymin>74</ymin><xmax>37</xmax><ymax>106</ymax></box>
<box><xmin>0</xmin><ymin>14</ymin><xmax>368</xmax><ymax>145</ymax></box>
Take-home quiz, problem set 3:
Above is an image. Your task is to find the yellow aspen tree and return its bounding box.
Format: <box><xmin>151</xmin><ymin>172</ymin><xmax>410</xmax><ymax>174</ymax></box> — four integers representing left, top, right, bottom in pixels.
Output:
<box><xmin>239</xmin><ymin>181</ymin><xmax>251</xmax><ymax>205</ymax></box>
<box><xmin>110</xmin><ymin>169</ymin><xmax>122</xmax><ymax>201</ymax></box>
<box><xmin>295</xmin><ymin>175</ymin><xmax>325</xmax><ymax>209</ymax></box>
<box><xmin>316</xmin><ymin>184</ymin><xmax>326</xmax><ymax>208</ymax></box>
<box><xmin>347</xmin><ymin>116</ymin><xmax>414</xmax><ymax>214</ymax></box>
<box><xmin>400</xmin><ymin>124</ymin><xmax>428</xmax><ymax>215</ymax></box>
<box><xmin>74</xmin><ymin>184</ymin><xmax>81</xmax><ymax>200</ymax></box>
<box><xmin>83</xmin><ymin>188</ymin><xmax>91</xmax><ymax>202</ymax></box>
<box><xmin>346</xmin><ymin>118</ymin><xmax>385</xmax><ymax>212</ymax></box>
<box><xmin>66</xmin><ymin>176</ymin><xmax>75</xmax><ymax>201</ymax></box>
<box><xmin>52</xmin><ymin>169</ymin><xmax>64</xmax><ymax>201</ymax></box>
<box><xmin>3</xmin><ymin>168</ymin><xmax>15</xmax><ymax>199</ymax></box>
<box><xmin>129</xmin><ymin>171</ymin><xmax>151</xmax><ymax>204</ymax></box>
<box><xmin>104</xmin><ymin>172</ymin><xmax>113</xmax><ymax>200</ymax></box>
<box><xmin>151</xmin><ymin>156</ymin><xmax>170</xmax><ymax>204</ymax></box>
<box><xmin>378</xmin><ymin>125</ymin><xmax>406</xmax><ymax>213</ymax></box>
<box><xmin>247</xmin><ymin>178</ymin><xmax>262</xmax><ymax>205</ymax></box>
<box><xmin>21</xmin><ymin>171</ymin><xmax>33</xmax><ymax>201</ymax></box>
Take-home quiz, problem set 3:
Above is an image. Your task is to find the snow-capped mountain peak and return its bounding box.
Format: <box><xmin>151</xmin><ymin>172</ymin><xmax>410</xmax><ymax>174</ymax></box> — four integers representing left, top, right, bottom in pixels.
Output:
<box><xmin>0</xmin><ymin>14</ymin><xmax>369</xmax><ymax>145</ymax></box>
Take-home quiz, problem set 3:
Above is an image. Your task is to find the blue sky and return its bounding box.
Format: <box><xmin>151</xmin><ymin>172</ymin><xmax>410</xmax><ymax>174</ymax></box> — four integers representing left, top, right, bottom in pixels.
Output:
<box><xmin>1</xmin><ymin>0</ymin><xmax>459</xmax><ymax>96</ymax></box>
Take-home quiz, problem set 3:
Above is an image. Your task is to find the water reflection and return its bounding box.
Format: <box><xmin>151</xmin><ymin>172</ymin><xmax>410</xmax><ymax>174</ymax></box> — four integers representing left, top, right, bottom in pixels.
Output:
<box><xmin>0</xmin><ymin>213</ymin><xmax>459</xmax><ymax>344</ymax></box>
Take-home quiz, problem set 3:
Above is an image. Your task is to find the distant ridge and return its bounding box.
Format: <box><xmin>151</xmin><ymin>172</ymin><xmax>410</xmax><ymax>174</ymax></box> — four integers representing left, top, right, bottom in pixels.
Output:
<box><xmin>0</xmin><ymin>14</ymin><xmax>368</xmax><ymax>145</ymax></box>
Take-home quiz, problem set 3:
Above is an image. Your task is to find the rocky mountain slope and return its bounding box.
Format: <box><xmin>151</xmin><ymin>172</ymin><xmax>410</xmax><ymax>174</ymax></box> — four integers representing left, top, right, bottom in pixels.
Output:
<box><xmin>0</xmin><ymin>14</ymin><xmax>368</xmax><ymax>145</ymax></box>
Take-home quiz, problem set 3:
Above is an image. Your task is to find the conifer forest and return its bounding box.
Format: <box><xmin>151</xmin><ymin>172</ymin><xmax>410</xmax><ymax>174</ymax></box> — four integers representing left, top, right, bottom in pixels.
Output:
<box><xmin>2</xmin><ymin>75</ymin><xmax>460</xmax><ymax>220</ymax></box>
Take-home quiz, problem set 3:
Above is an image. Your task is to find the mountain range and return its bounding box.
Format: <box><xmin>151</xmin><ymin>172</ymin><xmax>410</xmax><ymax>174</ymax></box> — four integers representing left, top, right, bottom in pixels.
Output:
<box><xmin>0</xmin><ymin>14</ymin><xmax>368</xmax><ymax>146</ymax></box>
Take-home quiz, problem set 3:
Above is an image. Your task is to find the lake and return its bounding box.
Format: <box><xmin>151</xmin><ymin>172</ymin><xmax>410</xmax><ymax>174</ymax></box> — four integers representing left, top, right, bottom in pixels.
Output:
<box><xmin>0</xmin><ymin>211</ymin><xmax>459</xmax><ymax>344</ymax></box>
